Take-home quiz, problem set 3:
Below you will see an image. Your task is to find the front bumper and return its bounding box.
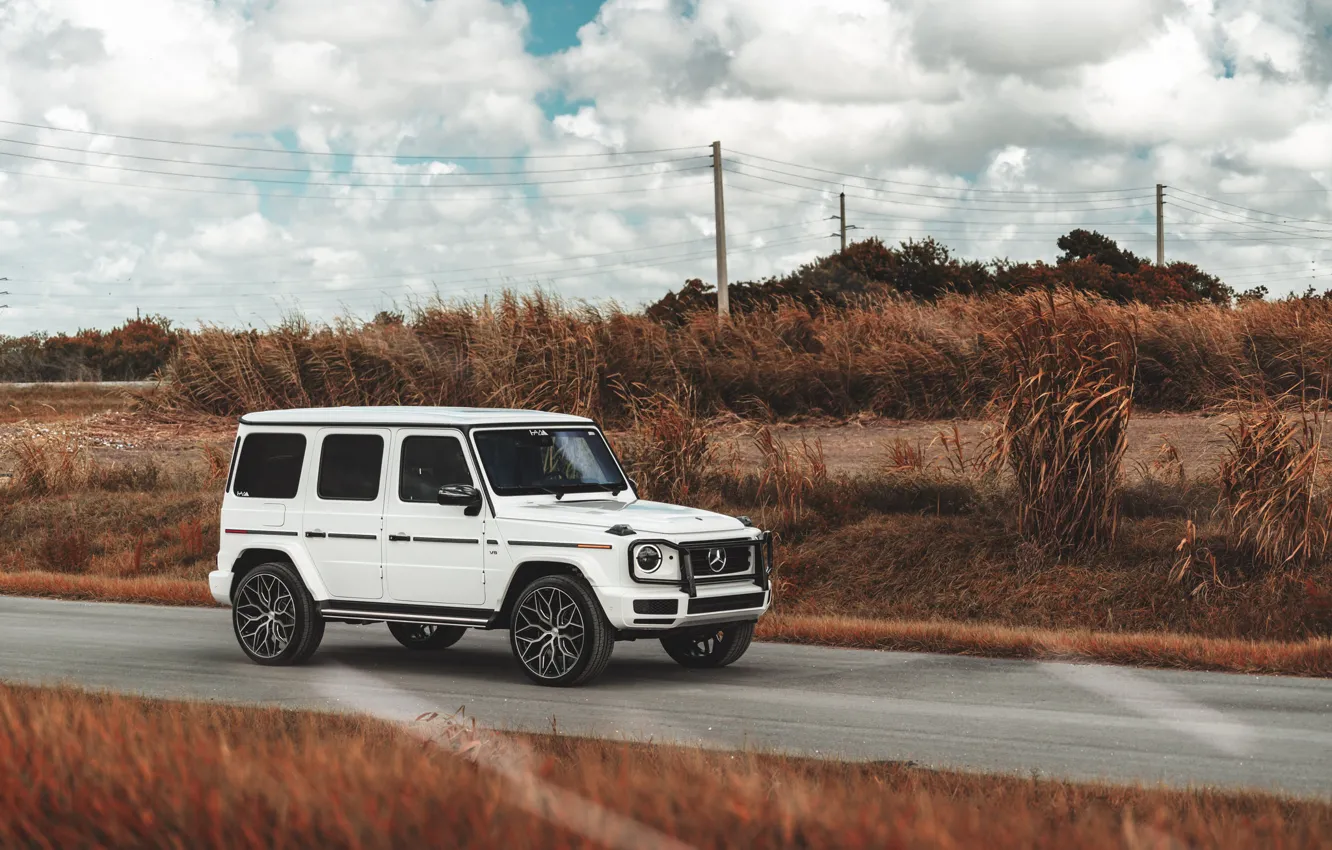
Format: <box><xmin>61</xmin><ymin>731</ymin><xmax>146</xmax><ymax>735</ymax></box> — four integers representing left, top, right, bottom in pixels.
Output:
<box><xmin>208</xmin><ymin>570</ymin><xmax>232</xmax><ymax>606</ymax></box>
<box><xmin>598</xmin><ymin>582</ymin><xmax>769</xmax><ymax>631</ymax></box>
<box><xmin>601</xmin><ymin>529</ymin><xmax>773</xmax><ymax>631</ymax></box>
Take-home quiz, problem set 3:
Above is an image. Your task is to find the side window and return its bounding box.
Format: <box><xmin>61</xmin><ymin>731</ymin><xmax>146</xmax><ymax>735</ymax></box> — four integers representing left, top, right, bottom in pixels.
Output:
<box><xmin>399</xmin><ymin>436</ymin><xmax>473</xmax><ymax>503</ymax></box>
<box><xmin>317</xmin><ymin>434</ymin><xmax>385</xmax><ymax>501</ymax></box>
<box><xmin>224</xmin><ymin>436</ymin><xmax>242</xmax><ymax>492</ymax></box>
<box><xmin>232</xmin><ymin>433</ymin><xmax>306</xmax><ymax>499</ymax></box>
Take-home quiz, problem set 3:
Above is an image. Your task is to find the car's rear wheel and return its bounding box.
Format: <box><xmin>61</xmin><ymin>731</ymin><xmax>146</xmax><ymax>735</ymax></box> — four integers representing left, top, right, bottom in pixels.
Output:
<box><xmin>388</xmin><ymin>622</ymin><xmax>466</xmax><ymax>650</ymax></box>
<box><xmin>661</xmin><ymin>622</ymin><xmax>754</xmax><ymax>669</ymax></box>
<box><xmin>509</xmin><ymin>575</ymin><xmax>614</xmax><ymax>687</ymax></box>
<box><xmin>232</xmin><ymin>562</ymin><xmax>324</xmax><ymax>666</ymax></box>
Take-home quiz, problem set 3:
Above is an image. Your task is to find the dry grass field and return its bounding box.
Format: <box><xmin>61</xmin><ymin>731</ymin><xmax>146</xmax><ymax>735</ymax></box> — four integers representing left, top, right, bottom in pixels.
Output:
<box><xmin>2</xmin><ymin>295</ymin><xmax>1332</xmax><ymax>678</ymax></box>
<box><xmin>2</xmin><ymin>682</ymin><xmax>1329</xmax><ymax>849</ymax></box>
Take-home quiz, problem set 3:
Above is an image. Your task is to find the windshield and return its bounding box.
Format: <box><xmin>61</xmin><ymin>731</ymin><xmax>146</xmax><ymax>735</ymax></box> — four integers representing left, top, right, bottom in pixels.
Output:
<box><xmin>473</xmin><ymin>427</ymin><xmax>627</xmax><ymax>497</ymax></box>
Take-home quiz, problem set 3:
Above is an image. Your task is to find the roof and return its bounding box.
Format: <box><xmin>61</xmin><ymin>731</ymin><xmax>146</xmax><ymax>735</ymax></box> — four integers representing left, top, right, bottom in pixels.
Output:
<box><xmin>239</xmin><ymin>406</ymin><xmax>595</xmax><ymax>428</ymax></box>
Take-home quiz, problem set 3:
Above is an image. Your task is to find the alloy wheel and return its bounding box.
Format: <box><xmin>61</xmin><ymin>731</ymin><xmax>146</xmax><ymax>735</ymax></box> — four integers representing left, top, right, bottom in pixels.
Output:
<box><xmin>513</xmin><ymin>586</ymin><xmax>586</xmax><ymax>679</ymax></box>
<box><xmin>234</xmin><ymin>572</ymin><xmax>297</xmax><ymax>660</ymax></box>
<box><xmin>401</xmin><ymin>623</ymin><xmax>438</xmax><ymax>643</ymax></box>
<box><xmin>682</xmin><ymin>629</ymin><xmax>725</xmax><ymax>659</ymax></box>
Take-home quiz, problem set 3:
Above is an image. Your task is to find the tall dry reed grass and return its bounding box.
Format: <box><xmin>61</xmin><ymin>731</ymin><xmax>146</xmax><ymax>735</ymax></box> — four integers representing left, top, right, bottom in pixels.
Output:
<box><xmin>989</xmin><ymin>291</ymin><xmax>1136</xmax><ymax>550</ymax></box>
<box><xmin>1217</xmin><ymin>401</ymin><xmax>1332</xmax><ymax>571</ymax></box>
<box><xmin>152</xmin><ymin>290</ymin><xmax>1332</xmax><ymax>426</ymax></box>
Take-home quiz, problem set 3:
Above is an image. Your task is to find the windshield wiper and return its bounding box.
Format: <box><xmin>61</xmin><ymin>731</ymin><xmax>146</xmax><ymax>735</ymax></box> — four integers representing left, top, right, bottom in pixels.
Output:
<box><xmin>534</xmin><ymin>486</ymin><xmax>565</xmax><ymax>500</ymax></box>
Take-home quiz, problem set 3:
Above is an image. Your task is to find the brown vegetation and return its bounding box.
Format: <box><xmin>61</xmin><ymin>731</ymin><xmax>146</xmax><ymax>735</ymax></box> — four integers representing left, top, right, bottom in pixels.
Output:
<box><xmin>1217</xmin><ymin>402</ymin><xmax>1332</xmax><ymax>570</ymax></box>
<box><xmin>989</xmin><ymin>291</ymin><xmax>1136</xmax><ymax>549</ymax></box>
<box><xmin>148</xmin><ymin>290</ymin><xmax>1332</xmax><ymax>425</ymax></box>
<box><xmin>0</xmin><ymin>315</ymin><xmax>177</xmax><ymax>382</ymax></box>
<box><xmin>758</xmin><ymin>614</ymin><xmax>1332</xmax><ymax>677</ymax></box>
<box><xmin>0</xmin><ymin>432</ymin><xmax>219</xmax><ymax>581</ymax></box>
<box><xmin>0</xmin><ymin>382</ymin><xmax>144</xmax><ymax>424</ymax></box>
<box><xmin>0</xmin><ymin>571</ymin><xmax>210</xmax><ymax>605</ymax></box>
<box><xmin>2</xmin><ymin>683</ymin><xmax>1328</xmax><ymax>849</ymax></box>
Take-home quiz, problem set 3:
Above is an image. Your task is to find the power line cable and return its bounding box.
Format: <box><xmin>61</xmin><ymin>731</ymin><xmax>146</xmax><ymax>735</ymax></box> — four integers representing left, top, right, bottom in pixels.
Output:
<box><xmin>1169</xmin><ymin>188</ymin><xmax>1332</xmax><ymax>229</ymax></box>
<box><xmin>727</xmin><ymin>149</ymin><xmax>1156</xmax><ymax>196</ymax></box>
<box><xmin>0</xmin><ymin>149</ymin><xmax>710</xmax><ymax>189</ymax></box>
<box><xmin>10</xmin><ymin>233</ymin><xmax>829</xmax><ymax>308</ymax></box>
<box><xmin>728</xmin><ymin>158</ymin><xmax>1152</xmax><ymax>204</ymax></box>
<box><xmin>1</xmin><ymin>222</ymin><xmax>822</xmax><ymax>290</ymax></box>
<box><xmin>0</xmin><ymin>165</ymin><xmax>713</xmax><ymax>203</ymax></box>
<box><xmin>0</xmin><ymin>137</ymin><xmax>709</xmax><ymax>176</ymax></box>
<box><xmin>0</xmin><ymin>118</ymin><xmax>705</xmax><ymax>160</ymax></box>
<box><xmin>1167</xmin><ymin>198</ymin><xmax>1332</xmax><ymax>239</ymax></box>
<box><xmin>724</xmin><ymin>167</ymin><xmax>1157</xmax><ymax>213</ymax></box>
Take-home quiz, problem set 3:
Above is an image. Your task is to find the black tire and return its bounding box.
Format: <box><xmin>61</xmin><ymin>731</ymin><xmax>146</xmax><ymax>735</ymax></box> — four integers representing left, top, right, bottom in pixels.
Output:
<box><xmin>661</xmin><ymin>622</ymin><xmax>754</xmax><ymax>669</ymax></box>
<box><xmin>388</xmin><ymin>622</ymin><xmax>467</xmax><ymax>650</ymax></box>
<box><xmin>231</xmin><ymin>561</ymin><xmax>324</xmax><ymax>666</ymax></box>
<box><xmin>508</xmin><ymin>574</ymin><xmax>614</xmax><ymax>687</ymax></box>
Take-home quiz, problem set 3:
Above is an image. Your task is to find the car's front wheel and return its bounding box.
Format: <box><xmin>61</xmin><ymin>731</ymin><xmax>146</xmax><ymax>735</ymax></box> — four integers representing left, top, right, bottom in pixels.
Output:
<box><xmin>661</xmin><ymin>622</ymin><xmax>754</xmax><ymax>669</ymax></box>
<box><xmin>509</xmin><ymin>575</ymin><xmax>614</xmax><ymax>686</ymax></box>
<box><xmin>388</xmin><ymin>622</ymin><xmax>466</xmax><ymax>650</ymax></box>
<box><xmin>231</xmin><ymin>562</ymin><xmax>324</xmax><ymax>666</ymax></box>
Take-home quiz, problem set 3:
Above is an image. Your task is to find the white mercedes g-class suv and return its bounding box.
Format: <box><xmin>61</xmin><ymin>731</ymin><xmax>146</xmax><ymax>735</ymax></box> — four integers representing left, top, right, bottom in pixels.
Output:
<box><xmin>210</xmin><ymin>406</ymin><xmax>772</xmax><ymax>686</ymax></box>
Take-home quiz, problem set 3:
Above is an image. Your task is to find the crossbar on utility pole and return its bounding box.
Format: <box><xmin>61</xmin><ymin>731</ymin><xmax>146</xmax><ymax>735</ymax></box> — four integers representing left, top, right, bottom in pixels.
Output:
<box><xmin>840</xmin><ymin>192</ymin><xmax>847</xmax><ymax>251</ymax></box>
<box><xmin>712</xmin><ymin>140</ymin><xmax>729</xmax><ymax>316</ymax></box>
<box><xmin>1156</xmin><ymin>184</ymin><xmax>1165</xmax><ymax>266</ymax></box>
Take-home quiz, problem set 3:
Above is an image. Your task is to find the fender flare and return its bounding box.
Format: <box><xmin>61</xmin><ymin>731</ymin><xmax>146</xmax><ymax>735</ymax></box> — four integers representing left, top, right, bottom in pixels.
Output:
<box><xmin>231</xmin><ymin>541</ymin><xmax>333</xmax><ymax>601</ymax></box>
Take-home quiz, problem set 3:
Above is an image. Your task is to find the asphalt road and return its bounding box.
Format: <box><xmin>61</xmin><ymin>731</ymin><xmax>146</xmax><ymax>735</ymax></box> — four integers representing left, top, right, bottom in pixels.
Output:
<box><xmin>2</xmin><ymin>596</ymin><xmax>1330</xmax><ymax>797</ymax></box>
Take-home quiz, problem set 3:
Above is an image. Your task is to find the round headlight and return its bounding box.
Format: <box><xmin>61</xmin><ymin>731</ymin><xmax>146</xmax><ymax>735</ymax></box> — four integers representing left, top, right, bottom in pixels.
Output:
<box><xmin>635</xmin><ymin>544</ymin><xmax>663</xmax><ymax>574</ymax></box>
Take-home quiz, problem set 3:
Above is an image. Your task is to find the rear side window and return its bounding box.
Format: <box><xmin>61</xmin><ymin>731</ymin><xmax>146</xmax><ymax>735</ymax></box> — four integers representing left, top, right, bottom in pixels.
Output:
<box><xmin>232</xmin><ymin>433</ymin><xmax>306</xmax><ymax>499</ymax></box>
<box><xmin>399</xmin><ymin>436</ymin><xmax>473</xmax><ymax>503</ymax></box>
<box><xmin>318</xmin><ymin>434</ymin><xmax>385</xmax><ymax>501</ymax></box>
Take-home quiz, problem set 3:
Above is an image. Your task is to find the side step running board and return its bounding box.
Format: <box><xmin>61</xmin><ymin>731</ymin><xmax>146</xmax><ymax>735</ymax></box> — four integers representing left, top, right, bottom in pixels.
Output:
<box><xmin>320</xmin><ymin>605</ymin><xmax>493</xmax><ymax>628</ymax></box>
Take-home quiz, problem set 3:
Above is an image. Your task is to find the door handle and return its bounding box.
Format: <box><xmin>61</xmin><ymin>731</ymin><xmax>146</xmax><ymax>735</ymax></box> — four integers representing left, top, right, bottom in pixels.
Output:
<box><xmin>388</xmin><ymin>534</ymin><xmax>411</xmax><ymax>542</ymax></box>
<box><xmin>305</xmin><ymin>530</ymin><xmax>327</xmax><ymax>538</ymax></box>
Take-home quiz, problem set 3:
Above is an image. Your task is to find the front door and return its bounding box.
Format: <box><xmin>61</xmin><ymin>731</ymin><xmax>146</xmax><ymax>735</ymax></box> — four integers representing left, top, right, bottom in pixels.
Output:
<box><xmin>383</xmin><ymin>429</ymin><xmax>486</xmax><ymax>606</ymax></box>
<box><xmin>302</xmin><ymin>428</ymin><xmax>389</xmax><ymax>600</ymax></box>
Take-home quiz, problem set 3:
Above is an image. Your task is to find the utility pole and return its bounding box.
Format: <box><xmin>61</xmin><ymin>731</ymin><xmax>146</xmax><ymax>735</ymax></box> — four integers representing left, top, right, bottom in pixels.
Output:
<box><xmin>712</xmin><ymin>140</ymin><xmax>729</xmax><ymax>317</ymax></box>
<box><xmin>840</xmin><ymin>192</ymin><xmax>847</xmax><ymax>251</ymax></box>
<box><xmin>1156</xmin><ymin>184</ymin><xmax>1165</xmax><ymax>266</ymax></box>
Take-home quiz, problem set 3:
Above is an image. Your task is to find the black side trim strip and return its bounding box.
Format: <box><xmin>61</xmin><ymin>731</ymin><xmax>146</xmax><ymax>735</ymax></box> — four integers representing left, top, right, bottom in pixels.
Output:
<box><xmin>509</xmin><ymin>540</ymin><xmax>581</xmax><ymax>548</ymax></box>
<box><xmin>318</xmin><ymin>599</ymin><xmax>493</xmax><ymax>622</ymax></box>
<box><xmin>225</xmin><ymin>529</ymin><xmax>299</xmax><ymax>537</ymax></box>
<box><xmin>413</xmin><ymin>536</ymin><xmax>479</xmax><ymax>545</ymax></box>
<box><xmin>328</xmin><ymin>533</ymin><xmax>377</xmax><ymax>540</ymax></box>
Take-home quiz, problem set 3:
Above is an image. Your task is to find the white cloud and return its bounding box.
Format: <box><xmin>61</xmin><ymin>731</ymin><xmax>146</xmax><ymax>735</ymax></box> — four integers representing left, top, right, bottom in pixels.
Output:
<box><xmin>2</xmin><ymin>0</ymin><xmax>1332</xmax><ymax>334</ymax></box>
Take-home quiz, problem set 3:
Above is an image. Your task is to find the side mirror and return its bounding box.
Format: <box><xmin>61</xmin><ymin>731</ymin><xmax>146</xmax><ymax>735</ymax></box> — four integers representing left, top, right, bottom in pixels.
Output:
<box><xmin>438</xmin><ymin>484</ymin><xmax>483</xmax><ymax>516</ymax></box>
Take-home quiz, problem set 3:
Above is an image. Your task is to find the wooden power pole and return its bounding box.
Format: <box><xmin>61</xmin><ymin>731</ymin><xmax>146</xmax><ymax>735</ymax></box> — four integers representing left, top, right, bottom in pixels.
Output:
<box><xmin>712</xmin><ymin>140</ymin><xmax>729</xmax><ymax>316</ymax></box>
<box><xmin>840</xmin><ymin>192</ymin><xmax>847</xmax><ymax>251</ymax></box>
<box><xmin>1156</xmin><ymin>184</ymin><xmax>1165</xmax><ymax>266</ymax></box>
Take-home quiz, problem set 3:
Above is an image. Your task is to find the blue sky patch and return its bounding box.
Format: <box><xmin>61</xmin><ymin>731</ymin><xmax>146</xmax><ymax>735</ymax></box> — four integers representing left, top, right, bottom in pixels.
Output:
<box><xmin>520</xmin><ymin>0</ymin><xmax>604</xmax><ymax>55</ymax></box>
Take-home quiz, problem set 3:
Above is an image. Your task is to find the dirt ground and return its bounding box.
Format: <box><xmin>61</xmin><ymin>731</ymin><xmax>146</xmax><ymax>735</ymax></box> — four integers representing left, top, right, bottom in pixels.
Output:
<box><xmin>713</xmin><ymin>412</ymin><xmax>1236</xmax><ymax>477</ymax></box>
<box><xmin>0</xmin><ymin>383</ymin><xmax>1238</xmax><ymax>480</ymax></box>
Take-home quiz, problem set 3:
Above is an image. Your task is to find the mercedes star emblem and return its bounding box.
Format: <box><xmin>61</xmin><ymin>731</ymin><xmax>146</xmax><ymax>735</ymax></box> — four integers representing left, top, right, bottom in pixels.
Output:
<box><xmin>706</xmin><ymin>547</ymin><xmax>727</xmax><ymax>573</ymax></box>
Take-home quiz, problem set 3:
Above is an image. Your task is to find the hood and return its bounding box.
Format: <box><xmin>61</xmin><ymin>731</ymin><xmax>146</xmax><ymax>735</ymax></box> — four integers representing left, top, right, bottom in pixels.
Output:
<box><xmin>497</xmin><ymin>498</ymin><xmax>747</xmax><ymax>535</ymax></box>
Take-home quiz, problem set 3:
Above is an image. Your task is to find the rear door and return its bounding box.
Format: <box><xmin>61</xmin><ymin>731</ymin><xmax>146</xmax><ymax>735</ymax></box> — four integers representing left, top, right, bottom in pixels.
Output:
<box><xmin>302</xmin><ymin>428</ymin><xmax>389</xmax><ymax>600</ymax></box>
<box><xmin>383</xmin><ymin>429</ymin><xmax>486</xmax><ymax>606</ymax></box>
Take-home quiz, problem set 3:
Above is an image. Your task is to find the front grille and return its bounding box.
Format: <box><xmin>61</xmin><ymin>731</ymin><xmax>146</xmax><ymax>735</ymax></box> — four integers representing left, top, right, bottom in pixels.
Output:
<box><xmin>681</xmin><ymin>541</ymin><xmax>755</xmax><ymax>581</ymax></box>
<box><xmin>687</xmin><ymin>591</ymin><xmax>765</xmax><ymax>615</ymax></box>
<box><xmin>633</xmin><ymin>599</ymin><xmax>679</xmax><ymax>615</ymax></box>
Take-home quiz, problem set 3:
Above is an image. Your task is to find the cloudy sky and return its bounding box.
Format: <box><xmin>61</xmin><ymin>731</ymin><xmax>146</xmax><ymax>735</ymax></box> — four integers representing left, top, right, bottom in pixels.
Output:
<box><xmin>1</xmin><ymin>0</ymin><xmax>1331</xmax><ymax>334</ymax></box>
